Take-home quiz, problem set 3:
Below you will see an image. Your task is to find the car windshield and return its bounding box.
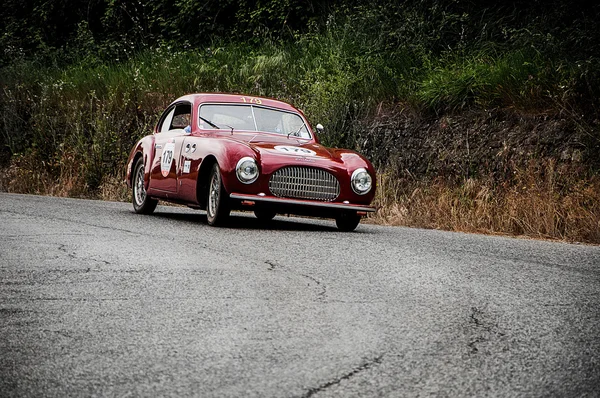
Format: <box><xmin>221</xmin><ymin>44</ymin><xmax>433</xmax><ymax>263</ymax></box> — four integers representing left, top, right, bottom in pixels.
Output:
<box><xmin>198</xmin><ymin>104</ymin><xmax>311</xmax><ymax>138</ymax></box>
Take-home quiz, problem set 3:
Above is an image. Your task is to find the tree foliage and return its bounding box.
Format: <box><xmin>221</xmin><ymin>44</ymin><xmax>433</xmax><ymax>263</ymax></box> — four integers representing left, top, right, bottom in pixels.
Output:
<box><xmin>2</xmin><ymin>1</ymin><xmax>597</xmax><ymax>65</ymax></box>
<box><xmin>0</xmin><ymin>0</ymin><xmax>340</xmax><ymax>65</ymax></box>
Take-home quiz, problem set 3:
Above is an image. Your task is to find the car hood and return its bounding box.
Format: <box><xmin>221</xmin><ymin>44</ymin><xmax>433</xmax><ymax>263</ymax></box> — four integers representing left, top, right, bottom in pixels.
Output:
<box><xmin>220</xmin><ymin>131</ymin><xmax>370</xmax><ymax>170</ymax></box>
<box><xmin>249</xmin><ymin>141</ymin><xmax>340</xmax><ymax>162</ymax></box>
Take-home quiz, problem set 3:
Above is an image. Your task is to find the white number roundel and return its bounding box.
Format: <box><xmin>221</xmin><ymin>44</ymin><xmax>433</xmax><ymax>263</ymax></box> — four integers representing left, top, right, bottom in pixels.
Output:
<box><xmin>274</xmin><ymin>145</ymin><xmax>316</xmax><ymax>156</ymax></box>
<box><xmin>161</xmin><ymin>143</ymin><xmax>175</xmax><ymax>177</ymax></box>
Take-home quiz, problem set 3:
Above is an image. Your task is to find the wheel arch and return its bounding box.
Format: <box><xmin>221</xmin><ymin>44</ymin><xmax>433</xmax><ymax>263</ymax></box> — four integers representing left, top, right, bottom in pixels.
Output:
<box><xmin>130</xmin><ymin>152</ymin><xmax>144</xmax><ymax>186</ymax></box>
<box><xmin>196</xmin><ymin>155</ymin><xmax>218</xmax><ymax>209</ymax></box>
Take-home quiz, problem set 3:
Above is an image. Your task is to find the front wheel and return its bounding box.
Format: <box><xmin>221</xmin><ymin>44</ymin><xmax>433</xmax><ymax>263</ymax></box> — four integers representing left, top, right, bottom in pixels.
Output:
<box><xmin>132</xmin><ymin>158</ymin><xmax>158</xmax><ymax>214</ymax></box>
<box><xmin>206</xmin><ymin>163</ymin><xmax>230</xmax><ymax>226</ymax></box>
<box><xmin>335</xmin><ymin>212</ymin><xmax>361</xmax><ymax>232</ymax></box>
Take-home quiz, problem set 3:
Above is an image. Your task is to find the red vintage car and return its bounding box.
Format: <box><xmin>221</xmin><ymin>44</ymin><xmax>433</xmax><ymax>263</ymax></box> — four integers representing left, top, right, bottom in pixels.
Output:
<box><xmin>125</xmin><ymin>93</ymin><xmax>376</xmax><ymax>231</ymax></box>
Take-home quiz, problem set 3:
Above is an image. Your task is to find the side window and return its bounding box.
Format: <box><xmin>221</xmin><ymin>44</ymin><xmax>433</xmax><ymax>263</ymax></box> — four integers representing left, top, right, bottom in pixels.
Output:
<box><xmin>157</xmin><ymin>103</ymin><xmax>192</xmax><ymax>133</ymax></box>
<box><xmin>159</xmin><ymin>107</ymin><xmax>176</xmax><ymax>133</ymax></box>
<box><xmin>171</xmin><ymin>103</ymin><xmax>192</xmax><ymax>129</ymax></box>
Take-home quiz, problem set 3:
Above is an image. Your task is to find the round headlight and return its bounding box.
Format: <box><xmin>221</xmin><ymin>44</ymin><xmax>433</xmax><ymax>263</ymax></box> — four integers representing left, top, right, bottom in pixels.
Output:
<box><xmin>236</xmin><ymin>157</ymin><xmax>259</xmax><ymax>184</ymax></box>
<box><xmin>351</xmin><ymin>168</ymin><xmax>372</xmax><ymax>195</ymax></box>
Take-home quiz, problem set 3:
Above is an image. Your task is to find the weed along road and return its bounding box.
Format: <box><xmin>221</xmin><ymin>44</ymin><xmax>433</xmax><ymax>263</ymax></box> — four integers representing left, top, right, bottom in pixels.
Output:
<box><xmin>1</xmin><ymin>193</ymin><xmax>599</xmax><ymax>397</ymax></box>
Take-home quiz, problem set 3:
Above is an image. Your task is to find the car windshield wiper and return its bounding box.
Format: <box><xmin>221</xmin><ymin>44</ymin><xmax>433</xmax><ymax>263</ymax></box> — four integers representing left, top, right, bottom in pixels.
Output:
<box><xmin>287</xmin><ymin>124</ymin><xmax>306</xmax><ymax>139</ymax></box>
<box><xmin>199</xmin><ymin>116</ymin><xmax>221</xmax><ymax>129</ymax></box>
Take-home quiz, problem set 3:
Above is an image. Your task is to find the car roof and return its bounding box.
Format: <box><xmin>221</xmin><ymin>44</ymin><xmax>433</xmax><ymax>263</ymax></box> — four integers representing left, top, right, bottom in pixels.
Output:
<box><xmin>173</xmin><ymin>93</ymin><xmax>300</xmax><ymax>113</ymax></box>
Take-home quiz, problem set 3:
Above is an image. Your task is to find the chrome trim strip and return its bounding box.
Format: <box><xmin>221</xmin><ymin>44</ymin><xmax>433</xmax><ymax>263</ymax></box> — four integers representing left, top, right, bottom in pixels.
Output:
<box><xmin>230</xmin><ymin>193</ymin><xmax>376</xmax><ymax>212</ymax></box>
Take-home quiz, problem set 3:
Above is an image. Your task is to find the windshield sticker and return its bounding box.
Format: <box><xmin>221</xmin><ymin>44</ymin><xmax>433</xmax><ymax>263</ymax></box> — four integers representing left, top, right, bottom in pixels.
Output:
<box><xmin>161</xmin><ymin>142</ymin><xmax>175</xmax><ymax>177</ymax></box>
<box><xmin>274</xmin><ymin>146</ymin><xmax>316</xmax><ymax>156</ymax></box>
<box><xmin>240</xmin><ymin>96</ymin><xmax>262</xmax><ymax>104</ymax></box>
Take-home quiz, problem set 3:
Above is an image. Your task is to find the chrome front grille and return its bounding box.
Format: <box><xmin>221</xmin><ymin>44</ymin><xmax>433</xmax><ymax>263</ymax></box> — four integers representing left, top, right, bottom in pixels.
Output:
<box><xmin>269</xmin><ymin>166</ymin><xmax>340</xmax><ymax>201</ymax></box>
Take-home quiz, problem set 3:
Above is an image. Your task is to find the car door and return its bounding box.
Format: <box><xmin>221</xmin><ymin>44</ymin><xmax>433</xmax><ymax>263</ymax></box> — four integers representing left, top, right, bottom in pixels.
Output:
<box><xmin>150</xmin><ymin>102</ymin><xmax>192</xmax><ymax>194</ymax></box>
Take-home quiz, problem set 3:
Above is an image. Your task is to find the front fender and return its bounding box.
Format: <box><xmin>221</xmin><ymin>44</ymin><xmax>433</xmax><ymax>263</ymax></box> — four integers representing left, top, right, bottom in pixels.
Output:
<box><xmin>183</xmin><ymin>136</ymin><xmax>259</xmax><ymax>205</ymax></box>
<box><xmin>198</xmin><ymin>137</ymin><xmax>259</xmax><ymax>194</ymax></box>
<box><xmin>332</xmin><ymin>149</ymin><xmax>377</xmax><ymax>202</ymax></box>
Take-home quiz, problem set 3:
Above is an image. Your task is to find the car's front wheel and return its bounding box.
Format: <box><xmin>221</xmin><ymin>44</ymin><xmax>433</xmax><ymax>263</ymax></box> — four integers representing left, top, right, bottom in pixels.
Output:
<box><xmin>132</xmin><ymin>158</ymin><xmax>158</xmax><ymax>214</ymax></box>
<box><xmin>335</xmin><ymin>212</ymin><xmax>361</xmax><ymax>232</ymax></box>
<box><xmin>206</xmin><ymin>163</ymin><xmax>231</xmax><ymax>226</ymax></box>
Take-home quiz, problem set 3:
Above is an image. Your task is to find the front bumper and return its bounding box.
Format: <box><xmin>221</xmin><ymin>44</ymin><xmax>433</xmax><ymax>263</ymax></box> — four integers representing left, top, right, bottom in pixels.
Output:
<box><xmin>229</xmin><ymin>193</ymin><xmax>376</xmax><ymax>213</ymax></box>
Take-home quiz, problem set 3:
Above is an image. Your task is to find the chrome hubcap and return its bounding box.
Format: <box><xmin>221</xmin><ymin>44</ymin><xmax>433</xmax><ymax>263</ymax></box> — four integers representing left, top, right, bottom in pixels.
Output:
<box><xmin>134</xmin><ymin>166</ymin><xmax>146</xmax><ymax>205</ymax></box>
<box><xmin>209</xmin><ymin>172</ymin><xmax>219</xmax><ymax>217</ymax></box>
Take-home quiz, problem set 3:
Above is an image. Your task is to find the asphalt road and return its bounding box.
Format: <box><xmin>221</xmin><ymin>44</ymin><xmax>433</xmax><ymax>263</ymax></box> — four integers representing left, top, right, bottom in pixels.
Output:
<box><xmin>1</xmin><ymin>193</ymin><xmax>599</xmax><ymax>397</ymax></box>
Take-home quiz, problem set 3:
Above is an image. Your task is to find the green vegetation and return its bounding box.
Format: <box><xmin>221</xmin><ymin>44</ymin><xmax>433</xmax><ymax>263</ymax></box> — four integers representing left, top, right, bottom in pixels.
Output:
<box><xmin>1</xmin><ymin>0</ymin><xmax>599</xmax><ymax>241</ymax></box>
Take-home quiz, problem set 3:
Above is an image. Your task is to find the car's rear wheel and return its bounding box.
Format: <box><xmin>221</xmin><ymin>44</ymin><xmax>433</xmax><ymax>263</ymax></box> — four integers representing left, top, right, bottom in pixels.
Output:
<box><xmin>335</xmin><ymin>212</ymin><xmax>361</xmax><ymax>232</ymax></box>
<box><xmin>132</xmin><ymin>158</ymin><xmax>158</xmax><ymax>214</ymax></box>
<box><xmin>206</xmin><ymin>163</ymin><xmax>230</xmax><ymax>226</ymax></box>
<box><xmin>254</xmin><ymin>208</ymin><xmax>276</xmax><ymax>222</ymax></box>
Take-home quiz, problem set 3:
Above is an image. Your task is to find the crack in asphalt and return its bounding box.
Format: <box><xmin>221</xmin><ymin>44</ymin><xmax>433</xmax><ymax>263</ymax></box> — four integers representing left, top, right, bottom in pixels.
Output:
<box><xmin>0</xmin><ymin>308</ymin><xmax>33</xmax><ymax>316</ymax></box>
<box><xmin>265</xmin><ymin>261</ymin><xmax>326</xmax><ymax>301</ymax></box>
<box><xmin>467</xmin><ymin>337</ymin><xmax>486</xmax><ymax>353</ymax></box>
<box><xmin>42</xmin><ymin>329</ymin><xmax>73</xmax><ymax>339</ymax></box>
<box><xmin>467</xmin><ymin>307</ymin><xmax>486</xmax><ymax>353</ymax></box>
<box><xmin>57</xmin><ymin>244</ymin><xmax>77</xmax><ymax>260</ymax></box>
<box><xmin>469</xmin><ymin>306</ymin><xmax>483</xmax><ymax>327</ymax></box>
<box><xmin>58</xmin><ymin>244</ymin><xmax>111</xmax><ymax>266</ymax></box>
<box><xmin>299</xmin><ymin>354</ymin><xmax>384</xmax><ymax>398</ymax></box>
<box><xmin>467</xmin><ymin>306</ymin><xmax>506</xmax><ymax>354</ymax></box>
<box><xmin>0</xmin><ymin>209</ymin><xmax>141</xmax><ymax>236</ymax></box>
<box><xmin>542</xmin><ymin>303</ymin><xmax>574</xmax><ymax>307</ymax></box>
<box><xmin>298</xmin><ymin>273</ymin><xmax>327</xmax><ymax>301</ymax></box>
<box><xmin>3</xmin><ymin>296</ymin><xmax>287</xmax><ymax>302</ymax></box>
<box><xmin>3</xmin><ymin>233</ymin><xmax>90</xmax><ymax>239</ymax></box>
<box><xmin>1</xmin><ymin>209</ymin><xmax>267</xmax><ymax>272</ymax></box>
<box><xmin>325</xmin><ymin>299</ymin><xmax>386</xmax><ymax>304</ymax></box>
<box><xmin>3</xmin><ymin>207</ymin><xmax>333</xmax><ymax>289</ymax></box>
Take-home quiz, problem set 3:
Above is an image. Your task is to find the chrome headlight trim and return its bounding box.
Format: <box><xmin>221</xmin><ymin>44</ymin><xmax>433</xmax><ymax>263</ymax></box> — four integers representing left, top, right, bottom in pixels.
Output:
<box><xmin>351</xmin><ymin>168</ymin><xmax>372</xmax><ymax>195</ymax></box>
<box><xmin>236</xmin><ymin>157</ymin><xmax>259</xmax><ymax>184</ymax></box>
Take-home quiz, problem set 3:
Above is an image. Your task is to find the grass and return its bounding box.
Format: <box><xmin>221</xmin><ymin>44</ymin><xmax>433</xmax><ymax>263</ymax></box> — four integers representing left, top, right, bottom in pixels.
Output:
<box><xmin>417</xmin><ymin>50</ymin><xmax>576</xmax><ymax>112</ymax></box>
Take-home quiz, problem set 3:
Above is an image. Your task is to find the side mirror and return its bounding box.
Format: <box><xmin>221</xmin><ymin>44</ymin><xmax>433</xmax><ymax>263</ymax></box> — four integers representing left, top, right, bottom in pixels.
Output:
<box><xmin>316</xmin><ymin>123</ymin><xmax>324</xmax><ymax>132</ymax></box>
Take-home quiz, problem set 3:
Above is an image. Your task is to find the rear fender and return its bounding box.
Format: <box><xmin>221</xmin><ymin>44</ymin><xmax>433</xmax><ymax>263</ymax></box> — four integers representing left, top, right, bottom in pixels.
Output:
<box><xmin>125</xmin><ymin>136</ymin><xmax>156</xmax><ymax>189</ymax></box>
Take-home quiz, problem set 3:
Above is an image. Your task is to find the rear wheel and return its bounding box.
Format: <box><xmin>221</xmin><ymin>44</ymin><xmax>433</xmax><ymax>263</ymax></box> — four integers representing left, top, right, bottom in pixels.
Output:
<box><xmin>132</xmin><ymin>158</ymin><xmax>158</xmax><ymax>214</ymax></box>
<box><xmin>335</xmin><ymin>212</ymin><xmax>361</xmax><ymax>232</ymax></box>
<box><xmin>206</xmin><ymin>163</ymin><xmax>230</xmax><ymax>226</ymax></box>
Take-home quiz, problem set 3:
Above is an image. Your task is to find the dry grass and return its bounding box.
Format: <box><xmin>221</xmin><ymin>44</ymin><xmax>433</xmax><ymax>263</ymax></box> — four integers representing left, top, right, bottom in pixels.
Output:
<box><xmin>0</xmin><ymin>150</ymin><xmax>125</xmax><ymax>200</ymax></box>
<box><xmin>0</xmin><ymin>152</ymin><xmax>84</xmax><ymax>197</ymax></box>
<box><xmin>98</xmin><ymin>174</ymin><xmax>130</xmax><ymax>202</ymax></box>
<box><xmin>371</xmin><ymin>159</ymin><xmax>600</xmax><ymax>244</ymax></box>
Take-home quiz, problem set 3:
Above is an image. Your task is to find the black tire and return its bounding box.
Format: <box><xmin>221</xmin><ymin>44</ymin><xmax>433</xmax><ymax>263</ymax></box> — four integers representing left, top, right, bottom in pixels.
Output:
<box><xmin>206</xmin><ymin>163</ymin><xmax>231</xmax><ymax>226</ymax></box>
<box><xmin>132</xmin><ymin>158</ymin><xmax>158</xmax><ymax>214</ymax></box>
<box><xmin>254</xmin><ymin>208</ymin><xmax>276</xmax><ymax>222</ymax></box>
<box><xmin>335</xmin><ymin>212</ymin><xmax>361</xmax><ymax>232</ymax></box>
